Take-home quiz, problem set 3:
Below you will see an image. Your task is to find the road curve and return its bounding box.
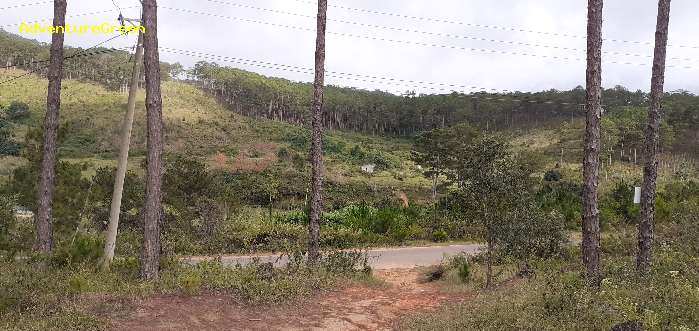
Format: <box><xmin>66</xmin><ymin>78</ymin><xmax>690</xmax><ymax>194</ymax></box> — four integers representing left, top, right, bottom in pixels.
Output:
<box><xmin>183</xmin><ymin>244</ymin><xmax>482</xmax><ymax>270</ymax></box>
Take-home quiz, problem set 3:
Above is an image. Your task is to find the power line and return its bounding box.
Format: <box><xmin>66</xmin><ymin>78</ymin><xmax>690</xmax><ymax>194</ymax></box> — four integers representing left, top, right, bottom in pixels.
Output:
<box><xmin>289</xmin><ymin>0</ymin><xmax>699</xmax><ymax>50</ymax></box>
<box><xmin>0</xmin><ymin>1</ymin><xmax>51</xmax><ymax>11</ymax></box>
<box><xmin>10</xmin><ymin>5</ymin><xmax>698</xmax><ymax>66</ymax></box>
<box><xmin>110</xmin><ymin>0</ymin><xmax>123</xmax><ymax>12</ymax></box>
<box><xmin>160</xmin><ymin>6</ymin><xmax>696</xmax><ymax>70</ymax></box>
<box><xmin>156</xmin><ymin>46</ymin><xmax>585</xmax><ymax>107</ymax></box>
<box><xmin>197</xmin><ymin>0</ymin><xmax>696</xmax><ymax>63</ymax></box>
<box><xmin>158</xmin><ymin>46</ymin><xmax>509</xmax><ymax>93</ymax></box>
<box><xmin>1</xmin><ymin>7</ymin><xmax>139</xmax><ymax>28</ymax></box>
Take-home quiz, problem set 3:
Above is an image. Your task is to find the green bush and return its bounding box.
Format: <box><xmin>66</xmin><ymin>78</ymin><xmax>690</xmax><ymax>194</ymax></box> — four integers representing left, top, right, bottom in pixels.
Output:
<box><xmin>445</xmin><ymin>253</ymin><xmax>472</xmax><ymax>283</ymax></box>
<box><xmin>671</xmin><ymin>202</ymin><xmax>699</xmax><ymax>255</ymax></box>
<box><xmin>50</xmin><ymin>233</ymin><xmax>104</xmax><ymax>268</ymax></box>
<box><xmin>600</xmin><ymin>180</ymin><xmax>640</xmax><ymax>225</ymax></box>
<box><xmin>432</xmin><ymin>230</ymin><xmax>449</xmax><ymax>242</ymax></box>
<box><xmin>6</xmin><ymin>161</ymin><xmax>91</xmax><ymax>238</ymax></box>
<box><xmin>0</xmin><ymin>120</ymin><xmax>20</xmax><ymax>156</ymax></box>
<box><xmin>275</xmin><ymin>210</ymin><xmax>308</xmax><ymax>224</ymax></box>
<box><xmin>0</xmin><ymin>195</ymin><xmax>17</xmax><ymax>257</ymax></box>
<box><xmin>656</xmin><ymin>180</ymin><xmax>699</xmax><ymax>223</ymax></box>
<box><xmin>282</xmin><ymin>129</ymin><xmax>309</xmax><ymax>150</ymax></box>
<box><xmin>494</xmin><ymin>203</ymin><xmax>567</xmax><ymax>261</ymax></box>
<box><xmin>543</xmin><ymin>169</ymin><xmax>562</xmax><ymax>182</ymax></box>
<box><xmin>321</xmin><ymin>250</ymin><xmax>367</xmax><ymax>274</ymax></box>
<box><xmin>3</xmin><ymin>101</ymin><xmax>31</xmax><ymax>121</ymax></box>
<box><xmin>536</xmin><ymin>180</ymin><xmax>581</xmax><ymax>229</ymax></box>
<box><xmin>457</xmin><ymin>262</ymin><xmax>471</xmax><ymax>283</ymax></box>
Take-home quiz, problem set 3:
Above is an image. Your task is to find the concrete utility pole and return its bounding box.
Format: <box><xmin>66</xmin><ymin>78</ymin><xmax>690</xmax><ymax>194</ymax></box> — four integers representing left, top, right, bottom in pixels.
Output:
<box><xmin>102</xmin><ymin>13</ymin><xmax>144</xmax><ymax>270</ymax></box>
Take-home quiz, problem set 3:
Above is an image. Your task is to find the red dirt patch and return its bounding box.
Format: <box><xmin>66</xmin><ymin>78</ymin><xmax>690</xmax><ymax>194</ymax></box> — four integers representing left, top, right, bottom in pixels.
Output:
<box><xmin>109</xmin><ymin>269</ymin><xmax>473</xmax><ymax>331</ymax></box>
<box><xmin>229</xmin><ymin>143</ymin><xmax>279</xmax><ymax>172</ymax></box>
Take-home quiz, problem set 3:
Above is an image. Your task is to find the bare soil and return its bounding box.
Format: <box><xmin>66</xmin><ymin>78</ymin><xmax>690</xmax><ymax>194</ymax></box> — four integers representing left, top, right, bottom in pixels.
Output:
<box><xmin>109</xmin><ymin>268</ymin><xmax>474</xmax><ymax>331</ymax></box>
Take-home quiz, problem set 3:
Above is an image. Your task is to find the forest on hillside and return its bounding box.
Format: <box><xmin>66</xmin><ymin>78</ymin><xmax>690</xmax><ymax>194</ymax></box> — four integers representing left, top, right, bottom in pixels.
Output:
<box><xmin>2</xmin><ymin>29</ymin><xmax>697</xmax><ymax>158</ymax></box>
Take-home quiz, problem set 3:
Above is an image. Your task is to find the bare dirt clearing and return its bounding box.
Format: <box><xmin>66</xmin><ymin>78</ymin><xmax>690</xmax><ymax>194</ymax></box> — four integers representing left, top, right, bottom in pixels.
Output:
<box><xmin>110</xmin><ymin>268</ymin><xmax>476</xmax><ymax>331</ymax></box>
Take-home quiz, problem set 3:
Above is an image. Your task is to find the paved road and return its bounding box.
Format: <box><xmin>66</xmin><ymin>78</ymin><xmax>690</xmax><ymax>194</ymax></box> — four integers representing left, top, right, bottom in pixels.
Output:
<box><xmin>183</xmin><ymin>244</ymin><xmax>482</xmax><ymax>270</ymax></box>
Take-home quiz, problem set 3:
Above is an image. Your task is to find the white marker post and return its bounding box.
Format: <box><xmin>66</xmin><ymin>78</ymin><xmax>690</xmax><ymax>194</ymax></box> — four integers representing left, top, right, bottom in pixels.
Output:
<box><xmin>633</xmin><ymin>187</ymin><xmax>641</xmax><ymax>204</ymax></box>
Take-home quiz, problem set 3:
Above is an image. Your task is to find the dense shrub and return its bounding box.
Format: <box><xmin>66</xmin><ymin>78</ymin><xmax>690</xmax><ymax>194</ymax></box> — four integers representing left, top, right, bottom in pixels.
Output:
<box><xmin>543</xmin><ymin>169</ymin><xmax>562</xmax><ymax>182</ymax></box>
<box><xmin>89</xmin><ymin>166</ymin><xmax>144</xmax><ymax>230</ymax></box>
<box><xmin>0</xmin><ymin>195</ymin><xmax>24</xmax><ymax>258</ymax></box>
<box><xmin>6</xmin><ymin>161</ymin><xmax>91</xmax><ymax>238</ymax></box>
<box><xmin>656</xmin><ymin>180</ymin><xmax>699</xmax><ymax>222</ymax></box>
<box><xmin>444</xmin><ymin>253</ymin><xmax>472</xmax><ymax>283</ymax></box>
<box><xmin>50</xmin><ymin>233</ymin><xmax>104</xmax><ymax>268</ymax></box>
<box><xmin>536</xmin><ymin>180</ymin><xmax>582</xmax><ymax>229</ymax></box>
<box><xmin>4</xmin><ymin>101</ymin><xmax>30</xmax><ymax>121</ymax></box>
<box><xmin>0</xmin><ymin>120</ymin><xmax>20</xmax><ymax>156</ymax></box>
<box><xmin>494</xmin><ymin>203</ymin><xmax>567</xmax><ymax>261</ymax></box>
<box><xmin>601</xmin><ymin>180</ymin><xmax>640</xmax><ymax>225</ymax></box>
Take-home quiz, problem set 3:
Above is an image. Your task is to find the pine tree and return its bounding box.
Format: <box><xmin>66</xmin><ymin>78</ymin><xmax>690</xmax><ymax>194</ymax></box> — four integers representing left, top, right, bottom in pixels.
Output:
<box><xmin>582</xmin><ymin>0</ymin><xmax>603</xmax><ymax>281</ymax></box>
<box><xmin>140</xmin><ymin>0</ymin><xmax>165</xmax><ymax>280</ymax></box>
<box><xmin>34</xmin><ymin>0</ymin><xmax>67</xmax><ymax>254</ymax></box>
<box><xmin>637</xmin><ymin>0</ymin><xmax>672</xmax><ymax>276</ymax></box>
<box><xmin>308</xmin><ymin>0</ymin><xmax>328</xmax><ymax>263</ymax></box>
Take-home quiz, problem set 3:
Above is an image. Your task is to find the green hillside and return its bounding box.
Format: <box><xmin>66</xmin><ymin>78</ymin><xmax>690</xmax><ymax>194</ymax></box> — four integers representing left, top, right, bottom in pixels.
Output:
<box><xmin>0</xmin><ymin>69</ymin><xmax>432</xmax><ymax>204</ymax></box>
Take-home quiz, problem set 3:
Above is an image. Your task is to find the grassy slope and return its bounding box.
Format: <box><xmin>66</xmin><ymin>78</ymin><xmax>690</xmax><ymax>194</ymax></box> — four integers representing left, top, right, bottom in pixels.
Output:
<box><xmin>0</xmin><ymin>69</ymin><xmax>431</xmax><ymax>199</ymax></box>
<box><xmin>2</xmin><ymin>69</ymin><xmax>694</xmax><ymax>197</ymax></box>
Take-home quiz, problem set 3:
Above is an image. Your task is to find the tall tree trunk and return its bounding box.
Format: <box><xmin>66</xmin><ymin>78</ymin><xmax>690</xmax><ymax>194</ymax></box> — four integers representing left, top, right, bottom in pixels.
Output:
<box><xmin>102</xmin><ymin>30</ymin><xmax>144</xmax><ymax>271</ymax></box>
<box><xmin>34</xmin><ymin>0</ymin><xmax>67</xmax><ymax>254</ymax></box>
<box><xmin>141</xmin><ymin>0</ymin><xmax>164</xmax><ymax>280</ymax></box>
<box><xmin>637</xmin><ymin>0</ymin><xmax>671</xmax><ymax>276</ymax></box>
<box><xmin>308</xmin><ymin>0</ymin><xmax>328</xmax><ymax>263</ymax></box>
<box><xmin>582</xmin><ymin>0</ymin><xmax>603</xmax><ymax>282</ymax></box>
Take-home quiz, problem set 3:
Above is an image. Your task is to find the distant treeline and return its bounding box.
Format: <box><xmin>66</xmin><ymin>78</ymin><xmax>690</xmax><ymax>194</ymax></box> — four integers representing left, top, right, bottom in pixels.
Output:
<box><xmin>188</xmin><ymin>61</ymin><xmax>697</xmax><ymax>154</ymax></box>
<box><xmin>0</xmin><ymin>29</ymin><xmax>178</xmax><ymax>90</ymax></box>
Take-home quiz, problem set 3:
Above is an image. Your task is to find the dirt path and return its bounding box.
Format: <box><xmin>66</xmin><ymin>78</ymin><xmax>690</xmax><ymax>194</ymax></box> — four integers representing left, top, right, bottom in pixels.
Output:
<box><xmin>110</xmin><ymin>268</ymin><xmax>473</xmax><ymax>331</ymax></box>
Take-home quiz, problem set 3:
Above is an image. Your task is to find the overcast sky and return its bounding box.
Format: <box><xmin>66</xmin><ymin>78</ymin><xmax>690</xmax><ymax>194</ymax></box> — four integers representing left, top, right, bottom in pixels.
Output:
<box><xmin>3</xmin><ymin>0</ymin><xmax>699</xmax><ymax>94</ymax></box>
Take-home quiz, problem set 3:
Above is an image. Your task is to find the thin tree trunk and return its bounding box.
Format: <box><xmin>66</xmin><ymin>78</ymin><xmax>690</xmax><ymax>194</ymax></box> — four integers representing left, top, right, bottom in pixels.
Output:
<box><xmin>102</xmin><ymin>30</ymin><xmax>144</xmax><ymax>271</ymax></box>
<box><xmin>307</xmin><ymin>0</ymin><xmax>328</xmax><ymax>264</ymax></box>
<box><xmin>141</xmin><ymin>0</ymin><xmax>164</xmax><ymax>280</ymax></box>
<box><xmin>582</xmin><ymin>0</ymin><xmax>603</xmax><ymax>282</ymax></box>
<box><xmin>485</xmin><ymin>235</ymin><xmax>493</xmax><ymax>289</ymax></box>
<box><xmin>34</xmin><ymin>0</ymin><xmax>67</xmax><ymax>254</ymax></box>
<box><xmin>637</xmin><ymin>0</ymin><xmax>671</xmax><ymax>276</ymax></box>
<box><xmin>431</xmin><ymin>173</ymin><xmax>438</xmax><ymax>202</ymax></box>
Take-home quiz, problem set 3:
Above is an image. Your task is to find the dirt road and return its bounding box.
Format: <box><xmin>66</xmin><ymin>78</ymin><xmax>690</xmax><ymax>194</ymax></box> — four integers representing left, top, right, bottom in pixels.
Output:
<box><xmin>111</xmin><ymin>268</ymin><xmax>478</xmax><ymax>331</ymax></box>
<box><xmin>111</xmin><ymin>245</ymin><xmax>484</xmax><ymax>330</ymax></box>
<box><xmin>183</xmin><ymin>243</ymin><xmax>482</xmax><ymax>270</ymax></box>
